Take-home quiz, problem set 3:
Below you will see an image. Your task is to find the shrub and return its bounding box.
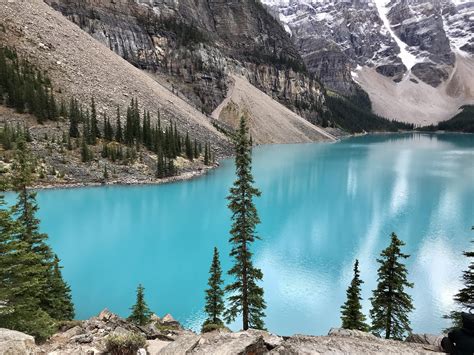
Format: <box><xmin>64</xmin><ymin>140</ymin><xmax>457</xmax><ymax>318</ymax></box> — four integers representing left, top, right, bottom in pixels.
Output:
<box><xmin>201</xmin><ymin>322</ymin><xmax>227</xmax><ymax>333</ymax></box>
<box><xmin>105</xmin><ymin>333</ymin><xmax>147</xmax><ymax>355</ymax></box>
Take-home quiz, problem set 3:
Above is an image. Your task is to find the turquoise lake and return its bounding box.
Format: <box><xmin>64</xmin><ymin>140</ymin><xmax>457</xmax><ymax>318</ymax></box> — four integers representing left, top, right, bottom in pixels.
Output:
<box><xmin>18</xmin><ymin>133</ymin><xmax>474</xmax><ymax>335</ymax></box>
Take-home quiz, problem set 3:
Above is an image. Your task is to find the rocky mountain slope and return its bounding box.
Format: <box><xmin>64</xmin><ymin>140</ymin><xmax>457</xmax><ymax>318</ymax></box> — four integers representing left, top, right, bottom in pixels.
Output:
<box><xmin>0</xmin><ymin>0</ymin><xmax>230</xmax><ymax>154</ymax></box>
<box><xmin>0</xmin><ymin>0</ymin><xmax>336</xmax><ymax>189</ymax></box>
<box><xmin>263</xmin><ymin>0</ymin><xmax>474</xmax><ymax>124</ymax></box>
<box><xmin>212</xmin><ymin>75</ymin><xmax>337</xmax><ymax>144</ymax></box>
<box><xmin>44</xmin><ymin>0</ymin><xmax>331</xmax><ymax>126</ymax></box>
<box><xmin>0</xmin><ymin>309</ymin><xmax>445</xmax><ymax>354</ymax></box>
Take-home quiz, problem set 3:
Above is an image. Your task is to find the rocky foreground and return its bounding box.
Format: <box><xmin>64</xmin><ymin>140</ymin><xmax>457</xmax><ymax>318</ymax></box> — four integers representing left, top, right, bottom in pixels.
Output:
<box><xmin>0</xmin><ymin>309</ymin><xmax>446</xmax><ymax>354</ymax></box>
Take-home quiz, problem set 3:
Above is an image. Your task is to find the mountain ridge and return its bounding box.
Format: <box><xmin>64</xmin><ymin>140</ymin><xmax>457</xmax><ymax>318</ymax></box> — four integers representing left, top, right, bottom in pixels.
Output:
<box><xmin>263</xmin><ymin>0</ymin><xmax>474</xmax><ymax>124</ymax></box>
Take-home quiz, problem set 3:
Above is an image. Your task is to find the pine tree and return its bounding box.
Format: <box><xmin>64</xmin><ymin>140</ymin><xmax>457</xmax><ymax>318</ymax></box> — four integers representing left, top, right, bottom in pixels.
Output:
<box><xmin>445</xmin><ymin>227</ymin><xmax>474</xmax><ymax>328</ymax></box>
<box><xmin>2</xmin><ymin>140</ymin><xmax>60</xmax><ymax>340</ymax></box>
<box><xmin>156</xmin><ymin>150</ymin><xmax>166</xmax><ymax>179</ymax></box>
<box><xmin>128</xmin><ymin>284</ymin><xmax>152</xmax><ymax>326</ymax></box>
<box><xmin>185</xmin><ymin>132</ymin><xmax>193</xmax><ymax>160</ymax></box>
<box><xmin>81</xmin><ymin>138</ymin><xmax>92</xmax><ymax>162</ymax></box>
<box><xmin>370</xmin><ymin>232</ymin><xmax>414</xmax><ymax>340</ymax></box>
<box><xmin>68</xmin><ymin>98</ymin><xmax>80</xmax><ymax>138</ymax></box>
<box><xmin>90</xmin><ymin>97</ymin><xmax>100</xmax><ymax>143</ymax></box>
<box><xmin>42</xmin><ymin>255</ymin><xmax>75</xmax><ymax>321</ymax></box>
<box><xmin>224</xmin><ymin>116</ymin><xmax>266</xmax><ymax>330</ymax></box>
<box><xmin>204</xmin><ymin>142</ymin><xmax>210</xmax><ymax>166</ymax></box>
<box><xmin>194</xmin><ymin>139</ymin><xmax>199</xmax><ymax>159</ymax></box>
<box><xmin>115</xmin><ymin>106</ymin><xmax>123</xmax><ymax>143</ymax></box>
<box><xmin>341</xmin><ymin>259</ymin><xmax>368</xmax><ymax>331</ymax></box>
<box><xmin>103</xmin><ymin>164</ymin><xmax>109</xmax><ymax>180</ymax></box>
<box><xmin>203</xmin><ymin>247</ymin><xmax>225</xmax><ymax>328</ymax></box>
<box><xmin>0</xmin><ymin>192</ymin><xmax>55</xmax><ymax>341</ymax></box>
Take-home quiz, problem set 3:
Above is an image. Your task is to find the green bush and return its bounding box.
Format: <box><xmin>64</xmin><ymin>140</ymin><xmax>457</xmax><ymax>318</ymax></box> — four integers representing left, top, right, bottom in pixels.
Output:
<box><xmin>201</xmin><ymin>322</ymin><xmax>227</xmax><ymax>333</ymax></box>
<box><xmin>105</xmin><ymin>333</ymin><xmax>147</xmax><ymax>355</ymax></box>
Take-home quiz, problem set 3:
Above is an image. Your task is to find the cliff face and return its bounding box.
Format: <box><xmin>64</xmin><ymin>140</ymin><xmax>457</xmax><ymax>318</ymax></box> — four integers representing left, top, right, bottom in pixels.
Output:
<box><xmin>45</xmin><ymin>0</ymin><xmax>327</xmax><ymax>123</ymax></box>
<box><xmin>264</xmin><ymin>0</ymin><xmax>474</xmax><ymax>123</ymax></box>
<box><xmin>264</xmin><ymin>0</ymin><xmax>473</xmax><ymax>89</ymax></box>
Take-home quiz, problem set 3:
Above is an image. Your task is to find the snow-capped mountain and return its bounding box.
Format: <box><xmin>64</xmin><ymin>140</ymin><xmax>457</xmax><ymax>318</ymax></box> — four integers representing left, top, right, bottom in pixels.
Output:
<box><xmin>263</xmin><ymin>0</ymin><xmax>474</xmax><ymax>124</ymax></box>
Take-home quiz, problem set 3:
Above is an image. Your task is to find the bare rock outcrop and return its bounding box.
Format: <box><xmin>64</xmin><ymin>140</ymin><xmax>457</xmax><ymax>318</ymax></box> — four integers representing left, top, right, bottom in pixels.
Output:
<box><xmin>0</xmin><ymin>328</ymin><xmax>38</xmax><ymax>355</ymax></box>
<box><xmin>39</xmin><ymin>309</ymin><xmax>189</xmax><ymax>354</ymax></box>
<box><xmin>2</xmin><ymin>318</ymin><xmax>447</xmax><ymax>355</ymax></box>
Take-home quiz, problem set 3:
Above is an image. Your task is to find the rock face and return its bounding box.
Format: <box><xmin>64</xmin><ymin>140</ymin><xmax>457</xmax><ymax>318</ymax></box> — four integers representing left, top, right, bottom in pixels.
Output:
<box><xmin>0</xmin><ymin>328</ymin><xmax>38</xmax><ymax>355</ymax></box>
<box><xmin>264</xmin><ymin>0</ymin><xmax>473</xmax><ymax>89</ymax></box>
<box><xmin>0</xmin><ymin>0</ymin><xmax>231</xmax><ymax>155</ymax></box>
<box><xmin>45</xmin><ymin>0</ymin><xmax>328</xmax><ymax>125</ymax></box>
<box><xmin>263</xmin><ymin>0</ymin><xmax>474</xmax><ymax>123</ymax></box>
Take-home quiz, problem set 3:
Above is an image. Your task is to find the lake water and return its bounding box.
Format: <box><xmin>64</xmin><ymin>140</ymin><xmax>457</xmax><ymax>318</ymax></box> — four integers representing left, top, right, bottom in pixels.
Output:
<box><xmin>16</xmin><ymin>133</ymin><xmax>474</xmax><ymax>335</ymax></box>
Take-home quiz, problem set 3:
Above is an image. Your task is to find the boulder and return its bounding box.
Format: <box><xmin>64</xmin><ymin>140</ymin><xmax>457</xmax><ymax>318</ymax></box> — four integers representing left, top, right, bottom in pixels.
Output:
<box><xmin>61</xmin><ymin>325</ymin><xmax>84</xmax><ymax>339</ymax></box>
<box><xmin>151</xmin><ymin>313</ymin><xmax>161</xmax><ymax>323</ymax></box>
<box><xmin>328</xmin><ymin>327</ymin><xmax>378</xmax><ymax>340</ymax></box>
<box><xmin>147</xmin><ymin>339</ymin><xmax>173</xmax><ymax>354</ymax></box>
<box><xmin>158</xmin><ymin>330</ymin><xmax>268</xmax><ymax>354</ymax></box>
<box><xmin>70</xmin><ymin>333</ymin><xmax>93</xmax><ymax>344</ymax></box>
<box><xmin>0</xmin><ymin>328</ymin><xmax>38</xmax><ymax>355</ymax></box>
<box><xmin>111</xmin><ymin>326</ymin><xmax>131</xmax><ymax>336</ymax></box>
<box><xmin>160</xmin><ymin>313</ymin><xmax>182</xmax><ymax>329</ymax></box>
<box><xmin>97</xmin><ymin>308</ymin><xmax>118</xmax><ymax>322</ymax></box>
<box><xmin>406</xmin><ymin>333</ymin><xmax>444</xmax><ymax>351</ymax></box>
<box><xmin>270</xmin><ymin>334</ymin><xmax>439</xmax><ymax>354</ymax></box>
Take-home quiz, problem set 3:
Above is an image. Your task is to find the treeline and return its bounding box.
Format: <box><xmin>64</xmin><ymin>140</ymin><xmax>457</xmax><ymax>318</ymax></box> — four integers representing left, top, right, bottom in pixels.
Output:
<box><xmin>67</xmin><ymin>97</ymin><xmax>214</xmax><ymax>176</ymax></box>
<box><xmin>323</xmin><ymin>94</ymin><xmax>415</xmax><ymax>133</ymax></box>
<box><xmin>421</xmin><ymin>105</ymin><xmax>474</xmax><ymax>133</ymax></box>
<box><xmin>339</xmin><ymin>227</ymin><xmax>474</xmax><ymax>339</ymax></box>
<box><xmin>0</xmin><ymin>47</ymin><xmax>59</xmax><ymax>123</ymax></box>
<box><xmin>339</xmin><ymin>233</ymin><xmax>414</xmax><ymax>339</ymax></box>
<box><xmin>0</xmin><ymin>122</ymin><xmax>32</xmax><ymax>151</ymax></box>
<box><xmin>0</xmin><ymin>46</ymin><xmax>214</xmax><ymax>179</ymax></box>
<box><xmin>0</xmin><ymin>141</ymin><xmax>74</xmax><ymax>341</ymax></box>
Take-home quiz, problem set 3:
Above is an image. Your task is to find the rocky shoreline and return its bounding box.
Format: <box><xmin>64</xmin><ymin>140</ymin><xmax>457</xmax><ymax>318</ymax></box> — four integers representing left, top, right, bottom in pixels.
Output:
<box><xmin>0</xmin><ymin>309</ymin><xmax>446</xmax><ymax>354</ymax></box>
<box><xmin>29</xmin><ymin>166</ymin><xmax>219</xmax><ymax>191</ymax></box>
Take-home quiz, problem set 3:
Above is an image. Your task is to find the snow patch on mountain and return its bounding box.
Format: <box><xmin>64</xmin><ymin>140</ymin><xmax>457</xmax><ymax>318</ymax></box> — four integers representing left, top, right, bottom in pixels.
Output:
<box><xmin>372</xmin><ymin>0</ymin><xmax>419</xmax><ymax>70</ymax></box>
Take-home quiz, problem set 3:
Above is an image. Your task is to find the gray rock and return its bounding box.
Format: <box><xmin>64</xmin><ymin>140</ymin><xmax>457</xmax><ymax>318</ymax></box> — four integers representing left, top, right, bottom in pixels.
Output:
<box><xmin>327</xmin><ymin>327</ymin><xmax>377</xmax><ymax>340</ymax></box>
<box><xmin>0</xmin><ymin>328</ymin><xmax>38</xmax><ymax>355</ymax></box>
<box><xmin>412</xmin><ymin>63</ymin><xmax>450</xmax><ymax>87</ymax></box>
<box><xmin>147</xmin><ymin>339</ymin><xmax>173</xmax><ymax>355</ymax></box>
<box><xmin>61</xmin><ymin>325</ymin><xmax>84</xmax><ymax>339</ymax></box>
<box><xmin>406</xmin><ymin>333</ymin><xmax>444</xmax><ymax>351</ymax></box>
<box><xmin>270</xmin><ymin>334</ymin><xmax>439</xmax><ymax>354</ymax></box>
<box><xmin>97</xmin><ymin>308</ymin><xmax>118</xmax><ymax>322</ymax></box>
<box><xmin>71</xmin><ymin>333</ymin><xmax>93</xmax><ymax>344</ymax></box>
<box><xmin>158</xmin><ymin>331</ymin><xmax>268</xmax><ymax>355</ymax></box>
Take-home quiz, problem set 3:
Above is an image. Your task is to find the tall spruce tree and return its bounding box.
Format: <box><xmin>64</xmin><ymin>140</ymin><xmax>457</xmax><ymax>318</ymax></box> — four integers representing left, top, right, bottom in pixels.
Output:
<box><xmin>204</xmin><ymin>143</ymin><xmax>210</xmax><ymax>166</ymax></box>
<box><xmin>43</xmin><ymin>255</ymin><xmax>75</xmax><ymax>321</ymax></box>
<box><xmin>115</xmin><ymin>106</ymin><xmax>123</xmax><ymax>143</ymax></box>
<box><xmin>445</xmin><ymin>227</ymin><xmax>474</xmax><ymax>328</ymax></box>
<box><xmin>370</xmin><ymin>232</ymin><xmax>414</xmax><ymax>340</ymax></box>
<box><xmin>90</xmin><ymin>97</ymin><xmax>100</xmax><ymax>143</ymax></box>
<box><xmin>68</xmin><ymin>98</ymin><xmax>80</xmax><ymax>138</ymax></box>
<box><xmin>0</xmin><ymin>192</ymin><xmax>55</xmax><ymax>341</ymax></box>
<box><xmin>224</xmin><ymin>116</ymin><xmax>266</xmax><ymax>330</ymax></box>
<box><xmin>185</xmin><ymin>132</ymin><xmax>193</xmax><ymax>161</ymax></box>
<box><xmin>128</xmin><ymin>284</ymin><xmax>152</xmax><ymax>326</ymax></box>
<box><xmin>1</xmin><ymin>140</ymin><xmax>62</xmax><ymax>340</ymax></box>
<box><xmin>203</xmin><ymin>247</ymin><xmax>225</xmax><ymax>328</ymax></box>
<box><xmin>341</xmin><ymin>259</ymin><xmax>368</xmax><ymax>331</ymax></box>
